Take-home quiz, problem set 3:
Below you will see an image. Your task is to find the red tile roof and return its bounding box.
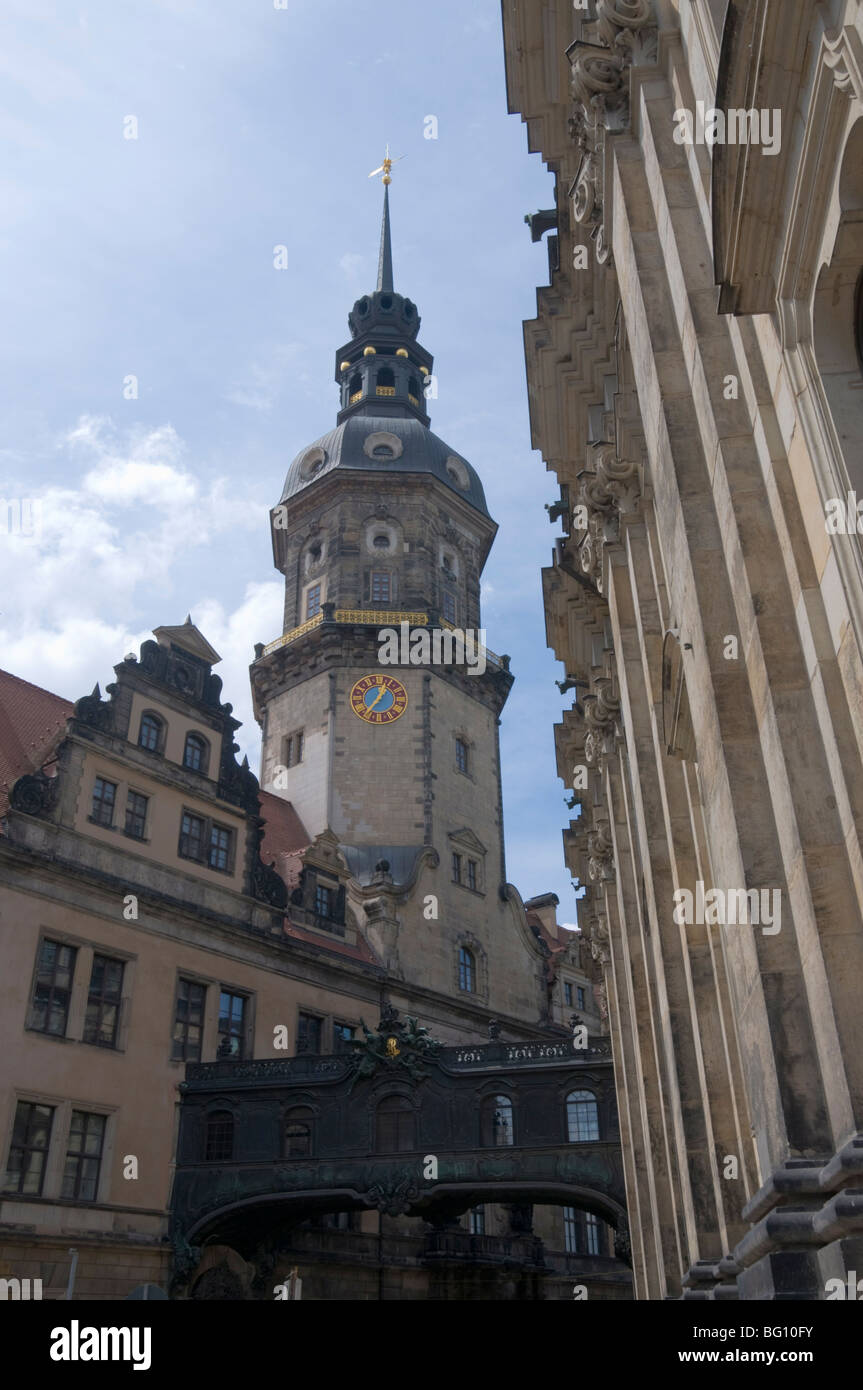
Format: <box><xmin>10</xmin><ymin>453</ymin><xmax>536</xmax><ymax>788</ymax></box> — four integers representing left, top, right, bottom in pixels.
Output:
<box><xmin>0</xmin><ymin>668</ymin><xmax>73</xmax><ymax>817</ymax></box>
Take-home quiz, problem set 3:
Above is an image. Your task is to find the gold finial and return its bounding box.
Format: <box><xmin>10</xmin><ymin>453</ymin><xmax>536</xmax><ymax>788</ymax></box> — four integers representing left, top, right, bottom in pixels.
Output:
<box><xmin>368</xmin><ymin>143</ymin><xmax>405</xmax><ymax>186</ymax></box>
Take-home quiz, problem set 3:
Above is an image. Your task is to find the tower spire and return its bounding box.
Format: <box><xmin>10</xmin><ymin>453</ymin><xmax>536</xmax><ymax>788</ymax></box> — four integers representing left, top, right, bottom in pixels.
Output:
<box><xmin>368</xmin><ymin>145</ymin><xmax>404</xmax><ymax>294</ymax></box>
<box><xmin>377</xmin><ymin>183</ymin><xmax>394</xmax><ymax>293</ymax></box>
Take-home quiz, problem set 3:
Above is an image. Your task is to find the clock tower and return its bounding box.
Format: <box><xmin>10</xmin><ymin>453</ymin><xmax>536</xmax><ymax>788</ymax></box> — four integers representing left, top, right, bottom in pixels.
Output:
<box><xmin>250</xmin><ymin>181</ymin><xmax>540</xmax><ymax>1018</ymax></box>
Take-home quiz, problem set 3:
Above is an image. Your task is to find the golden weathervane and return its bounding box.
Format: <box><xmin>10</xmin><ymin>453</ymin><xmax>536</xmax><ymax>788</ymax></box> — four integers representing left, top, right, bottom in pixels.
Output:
<box><xmin>368</xmin><ymin>143</ymin><xmax>406</xmax><ymax>187</ymax></box>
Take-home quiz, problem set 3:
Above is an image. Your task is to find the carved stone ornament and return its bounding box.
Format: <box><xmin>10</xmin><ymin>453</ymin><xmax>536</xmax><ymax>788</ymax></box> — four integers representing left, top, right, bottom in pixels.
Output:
<box><xmin>73</xmin><ymin>683</ymin><xmax>113</xmax><ymax>732</ymax></box>
<box><xmin>587</xmin><ymin>826</ymin><xmax>615</xmax><ymax>883</ymax></box>
<box><xmin>252</xmin><ymin>857</ymin><xmax>288</xmax><ymax>910</ymax></box>
<box><xmin>363</xmin><ymin>1170</ymin><xmax>420</xmax><ymax>1217</ymax></box>
<box><xmin>10</xmin><ymin>770</ymin><xmax>60</xmax><ymax>818</ymax></box>
<box><xmin>583</xmin><ymin>677</ymin><xmax>621</xmax><ymax>768</ymax></box>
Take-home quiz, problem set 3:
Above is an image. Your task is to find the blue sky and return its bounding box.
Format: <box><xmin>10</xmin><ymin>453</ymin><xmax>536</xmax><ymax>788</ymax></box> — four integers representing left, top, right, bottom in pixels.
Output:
<box><xmin>0</xmin><ymin>0</ymin><xmax>583</xmax><ymax>920</ymax></box>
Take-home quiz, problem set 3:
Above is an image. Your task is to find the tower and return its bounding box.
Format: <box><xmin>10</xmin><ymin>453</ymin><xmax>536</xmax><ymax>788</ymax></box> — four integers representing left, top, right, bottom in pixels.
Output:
<box><xmin>249</xmin><ymin>178</ymin><xmax>542</xmax><ymax>1020</ymax></box>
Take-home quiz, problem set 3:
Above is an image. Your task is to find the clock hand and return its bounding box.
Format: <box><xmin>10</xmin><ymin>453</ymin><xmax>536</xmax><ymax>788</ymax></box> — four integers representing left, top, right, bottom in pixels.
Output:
<box><xmin>367</xmin><ymin>684</ymin><xmax>385</xmax><ymax>710</ymax></box>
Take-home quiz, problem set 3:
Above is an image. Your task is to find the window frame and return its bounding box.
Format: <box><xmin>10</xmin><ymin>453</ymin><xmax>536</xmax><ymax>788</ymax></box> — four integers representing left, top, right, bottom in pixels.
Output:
<box><xmin>217</xmin><ymin>988</ymin><xmax>248</xmax><ymax>1059</ymax></box>
<box><xmin>171</xmin><ymin>977</ymin><xmax>207</xmax><ymax>1063</ymax></box>
<box><xmin>204</xmin><ymin>1109</ymin><xmax>234</xmax><ymax>1162</ymax></box>
<box><xmin>480</xmin><ymin>1093</ymin><xmax>514</xmax><ymax>1148</ymax></box>
<box><xmin>458</xmin><ymin>945</ymin><xmax>475</xmax><ymax>993</ymax></box>
<box><xmin>61</xmin><ymin>1109</ymin><xmax>107</xmax><ymax>1203</ymax></box>
<box><xmin>178</xmin><ymin>808</ymin><xmax>236</xmax><ymax>874</ymax></box>
<box><xmin>29</xmin><ymin>938</ymin><xmax>77</xmax><ymax>1038</ymax></box>
<box><xmin>296</xmin><ymin>1010</ymin><xmax>323</xmax><ymax>1055</ymax></box>
<box><xmin>138</xmin><ymin>711</ymin><xmax>164</xmax><ymax>755</ymax></box>
<box><xmin>370</xmin><ymin>569</ymin><xmax>392</xmax><ymax>603</ymax></box>
<box><xmin>90</xmin><ymin>775</ymin><xmax>117</xmax><ymax>828</ymax></box>
<box><xmin>82</xmin><ymin>953</ymin><xmax>125</xmax><ymax>1049</ymax></box>
<box><xmin>124</xmin><ymin>788</ymin><xmax>149</xmax><ymax>841</ymax></box>
<box><xmin>455</xmin><ymin>737</ymin><xmax>469</xmax><ymax>775</ymax></box>
<box><xmin>182</xmin><ymin>732</ymin><xmax>209</xmax><ymax>775</ymax></box>
<box><xmin>305</xmin><ymin>582</ymin><xmax>322</xmax><ymax>620</ymax></box>
<box><xmin>3</xmin><ymin>1100</ymin><xmax>55</xmax><ymax>1196</ymax></box>
<box><xmin>566</xmin><ymin>1089</ymin><xmax>600</xmax><ymax>1143</ymax></box>
<box><xmin>375</xmin><ymin>1095</ymin><xmax>416</xmax><ymax>1154</ymax></box>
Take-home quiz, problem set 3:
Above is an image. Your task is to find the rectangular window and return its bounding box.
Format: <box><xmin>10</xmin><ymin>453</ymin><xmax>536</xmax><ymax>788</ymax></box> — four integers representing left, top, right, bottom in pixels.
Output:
<box><xmin>208</xmin><ymin>823</ymin><xmax>232</xmax><ymax>872</ymax></box>
<box><xmin>371</xmin><ymin>570</ymin><xmax>391</xmax><ymax>602</ymax></box>
<box><xmin>91</xmin><ymin>776</ymin><xmax>116</xmax><ymax>827</ymax></box>
<box><xmin>315</xmin><ymin>884</ymin><xmax>332</xmax><ymax>918</ymax></box>
<box><xmin>172</xmin><ymin>979</ymin><xmax>206</xmax><ymax>1062</ymax></box>
<box><xmin>285</xmin><ymin>730</ymin><xmax>304</xmax><ymax>768</ymax></box>
<box><xmin>61</xmin><ymin>1111</ymin><xmax>106</xmax><ymax>1202</ymax></box>
<box><xmin>179</xmin><ymin>811</ymin><xmax>206</xmax><ymax>862</ymax></box>
<box><xmin>585</xmin><ymin>1212</ymin><xmax>600</xmax><ymax>1256</ymax></box>
<box><xmin>467</xmin><ymin>859</ymin><xmax>477</xmax><ymax>891</ymax></box>
<box><xmin>564</xmin><ymin>982</ymin><xmax>574</xmax><ymax>1007</ymax></box>
<box><xmin>31</xmin><ymin>939</ymin><xmax>76</xmax><ymax>1037</ymax></box>
<box><xmin>577</xmin><ymin>986</ymin><xmax>586</xmax><ymax>1010</ymax></box>
<box><xmin>83</xmin><ymin>954</ymin><xmax>125</xmax><ymax>1048</ymax></box>
<box><xmin>564</xmin><ymin>1206</ymin><xmax>578</xmax><ymax>1254</ymax></box>
<box><xmin>297</xmin><ymin>1012</ymin><xmax>322</xmax><ymax>1055</ymax></box>
<box><xmin>443</xmin><ymin>591</ymin><xmax>457</xmax><ymax>624</ymax></box>
<box><xmin>455</xmin><ymin>738</ymin><xmax>468</xmax><ymax>774</ymax></box>
<box><xmin>451</xmin><ymin>852</ymin><xmax>462</xmax><ymax>884</ymax></box>
<box><xmin>218</xmin><ymin>989</ymin><xmax>247</xmax><ymax>1059</ymax></box>
<box><xmin>305</xmin><ymin>583</ymin><xmax>322</xmax><ymax>620</ymax></box>
<box><xmin>333</xmin><ymin>1023</ymin><xmax>355</xmax><ymax>1053</ymax></box>
<box><xmin>124</xmin><ymin>790</ymin><xmax>148</xmax><ymax>840</ymax></box>
<box><xmin>4</xmin><ymin>1101</ymin><xmax>54</xmax><ymax>1195</ymax></box>
<box><xmin>469</xmin><ymin>1206</ymin><xmax>485</xmax><ymax>1236</ymax></box>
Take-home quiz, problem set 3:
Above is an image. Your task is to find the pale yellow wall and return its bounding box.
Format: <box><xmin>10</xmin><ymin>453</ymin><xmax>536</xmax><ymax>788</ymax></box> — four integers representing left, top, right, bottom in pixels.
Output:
<box><xmin>72</xmin><ymin>747</ymin><xmax>247</xmax><ymax>893</ymax></box>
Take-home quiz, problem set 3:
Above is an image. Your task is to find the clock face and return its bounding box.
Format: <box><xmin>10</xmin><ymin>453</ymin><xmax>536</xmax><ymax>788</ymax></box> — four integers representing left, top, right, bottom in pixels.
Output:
<box><xmin>350</xmin><ymin>674</ymin><xmax>408</xmax><ymax>725</ymax></box>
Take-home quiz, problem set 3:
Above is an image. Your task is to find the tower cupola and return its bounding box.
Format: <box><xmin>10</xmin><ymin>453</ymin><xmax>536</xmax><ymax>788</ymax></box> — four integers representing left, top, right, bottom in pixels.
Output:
<box><xmin>335</xmin><ymin>177</ymin><xmax>433</xmax><ymax>426</ymax></box>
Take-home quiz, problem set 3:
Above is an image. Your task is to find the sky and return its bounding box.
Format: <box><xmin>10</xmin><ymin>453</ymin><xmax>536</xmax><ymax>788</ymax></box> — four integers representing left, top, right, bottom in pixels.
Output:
<box><xmin>0</xmin><ymin>0</ymin><xmax>584</xmax><ymax>921</ymax></box>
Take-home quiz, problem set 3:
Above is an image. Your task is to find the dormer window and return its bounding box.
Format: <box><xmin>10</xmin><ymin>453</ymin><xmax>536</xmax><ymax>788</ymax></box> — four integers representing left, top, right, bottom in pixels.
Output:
<box><xmin>373</xmin><ymin>444</ymin><xmax>394</xmax><ymax>457</ymax></box>
<box><xmin>138</xmin><ymin>712</ymin><xmax>163</xmax><ymax>754</ymax></box>
<box><xmin>183</xmin><ymin>733</ymin><xmax>208</xmax><ymax>774</ymax></box>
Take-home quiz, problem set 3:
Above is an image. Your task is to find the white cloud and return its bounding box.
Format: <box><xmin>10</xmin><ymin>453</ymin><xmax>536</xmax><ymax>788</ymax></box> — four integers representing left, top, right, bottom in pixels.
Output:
<box><xmin>0</xmin><ymin>416</ymin><xmax>276</xmax><ymax>727</ymax></box>
<box><xmin>225</xmin><ymin>343</ymin><xmax>303</xmax><ymax>413</ymax></box>
<box><xmin>339</xmin><ymin>252</ymin><xmax>364</xmax><ymax>280</ymax></box>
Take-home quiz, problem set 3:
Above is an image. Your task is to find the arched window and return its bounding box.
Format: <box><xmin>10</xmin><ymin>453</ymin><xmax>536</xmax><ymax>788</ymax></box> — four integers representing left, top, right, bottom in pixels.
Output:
<box><xmin>408</xmin><ymin>375</ymin><xmax>420</xmax><ymax>401</ymax></box>
<box><xmin>481</xmin><ymin>1094</ymin><xmax>514</xmax><ymax>1147</ymax></box>
<box><xmin>376</xmin><ymin>367</ymin><xmax>395</xmax><ymax>395</ymax></box>
<box><xmin>284</xmin><ymin>1107</ymin><xmax>314</xmax><ymax>1158</ymax></box>
<box><xmin>349</xmin><ymin>373</ymin><xmax>362</xmax><ymax>403</ymax></box>
<box><xmin>458</xmin><ymin>946</ymin><xmax>474</xmax><ymax>992</ymax></box>
<box><xmin>375</xmin><ymin>1095</ymin><xmax>415</xmax><ymax>1153</ymax></box>
<box><xmin>138</xmin><ymin>712</ymin><xmax>163</xmax><ymax>753</ymax></box>
<box><xmin>566</xmin><ymin>1090</ymin><xmax>599</xmax><ymax>1143</ymax></box>
<box><xmin>205</xmin><ymin>1110</ymin><xmax>234</xmax><ymax>1161</ymax></box>
<box><xmin>183</xmin><ymin>733</ymin><xmax>208</xmax><ymax>774</ymax></box>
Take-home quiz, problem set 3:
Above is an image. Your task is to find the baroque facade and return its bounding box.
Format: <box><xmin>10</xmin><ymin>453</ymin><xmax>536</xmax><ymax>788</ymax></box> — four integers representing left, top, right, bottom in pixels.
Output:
<box><xmin>503</xmin><ymin>0</ymin><xmax>863</xmax><ymax>1299</ymax></box>
<box><xmin>0</xmin><ymin>187</ymin><xmax>631</xmax><ymax>1299</ymax></box>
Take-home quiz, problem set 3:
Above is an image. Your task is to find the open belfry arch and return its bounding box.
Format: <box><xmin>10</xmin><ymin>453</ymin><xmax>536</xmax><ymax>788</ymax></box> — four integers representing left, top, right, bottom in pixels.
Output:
<box><xmin>502</xmin><ymin>0</ymin><xmax>863</xmax><ymax>1298</ymax></box>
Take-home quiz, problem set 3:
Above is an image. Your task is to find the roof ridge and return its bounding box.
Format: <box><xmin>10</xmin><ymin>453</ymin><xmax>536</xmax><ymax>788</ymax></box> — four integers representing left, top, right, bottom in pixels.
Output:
<box><xmin>0</xmin><ymin>666</ymin><xmax>73</xmax><ymax>707</ymax></box>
